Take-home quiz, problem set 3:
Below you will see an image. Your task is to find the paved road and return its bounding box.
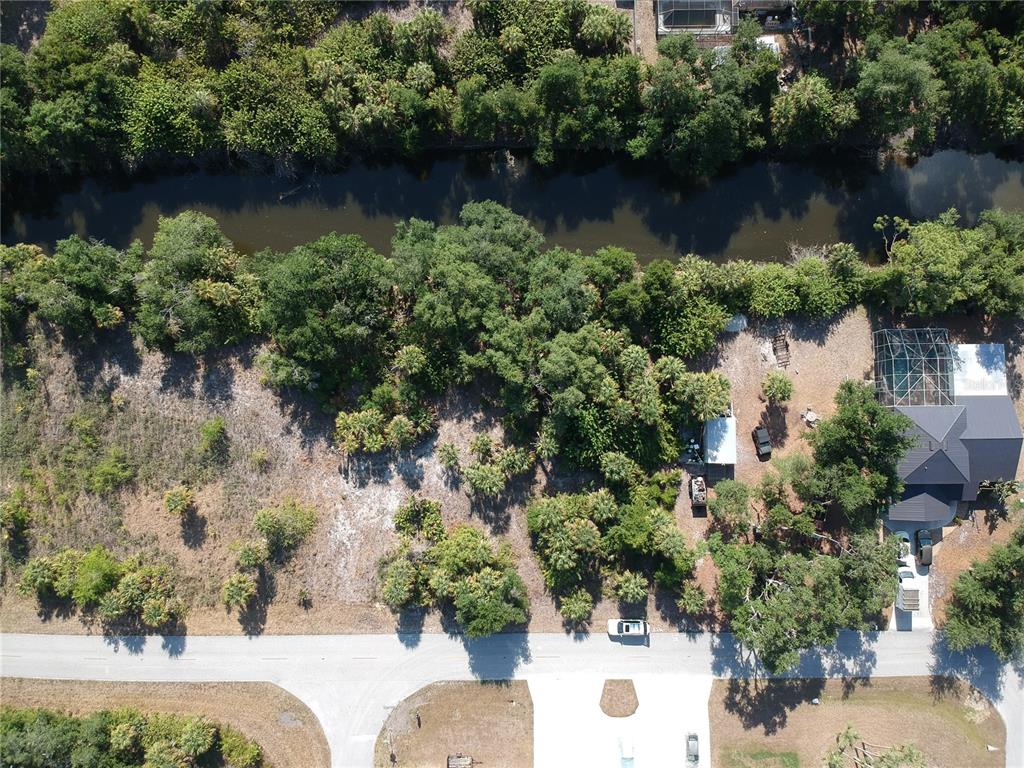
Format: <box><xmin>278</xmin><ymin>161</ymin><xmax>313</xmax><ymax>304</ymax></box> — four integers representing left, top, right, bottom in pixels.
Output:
<box><xmin>1</xmin><ymin>629</ymin><xmax>1020</xmax><ymax>768</ymax></box>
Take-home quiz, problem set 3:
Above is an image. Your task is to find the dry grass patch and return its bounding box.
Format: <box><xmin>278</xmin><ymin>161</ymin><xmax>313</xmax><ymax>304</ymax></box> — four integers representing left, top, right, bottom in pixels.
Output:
<box><xmin>375</xmin><ymin>680</ymin><xmax>532</xmax><ymax>768</ymax></box>
<box><xmin>0</xmin><ymin>678</ymin><xmax>330</xmax><ymax>768</ymax></box>
<box><xmin>709</xmin><ymin>677</ymin><xmax>1004</xmax><ymax>768</ymax></box>
<box><xmin>600</xmin><ymin>679</ymin><xmax>639</xmax><ymax>717</ymax></box>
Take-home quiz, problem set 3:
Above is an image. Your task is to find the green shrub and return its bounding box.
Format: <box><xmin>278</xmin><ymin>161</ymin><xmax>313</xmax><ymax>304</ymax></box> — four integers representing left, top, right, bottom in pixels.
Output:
<box><xmin>18</xmin><ymin>556</ymin><xmax>57</xmax><ymax>597</ymax></box>
<box><xmin>88</xmin><ymin>448</ymin><xmax>135</xmax><ymax>494</ymax></box>
<box><xmin>220</xmin><ymin>725</ymin><xmax>263</xmax><ymax>768</ymax></box>
<box><xmin>613</xmin><ymin>570</ymin><xmax>648</xmax><ymax>604</ymax></box>
<box><xmin>393</xmin><ymin>497</ymin><xmax>445</xmax><ymax>543</ymax></box>
<box><xmin>463</xmin><ymin>462</ymin><xmax>506</xmax><ymax>497</ymax></box>
<box><xmin>438</xmin><ymin>442</ymin><xmax>461</xmax><ymax>471</ymax></box>
<box><xmin>235</xmin><ymin>538</ymin><xmax>270</xmax><ymax>570</ymax></box>
<box><xmin>599</xmin><ymin>451</ymin><xmax>642</xmax><ymax>486</ymax></box>
<box><xmin>469</xmin><ymin>434</ymin><xmax>494</xmax><ymax>462</ymax></box>
<box><xmin>222</xmin><ymin>572</ymin><xmax>257</xmax><ymax>610</ymax></box>
<box><xmin>496</xmin><ymin>446</ymin><xmax>533</xmax><ymax>478</ymax></box>
<box><xmin>253</xmin><ymin>499</ymin><xmax>316</xmax><ymax>555</ymax></box>
<box><xmin>708</xmin><ymin>479</ymin><xmax>752</xmax><ymax>534</ymax></box>
<box><xmin>198</xmin><ymin>417</ymin><xmax>230</xmax><ymax>464</ymax></box>
<box><xmin>72</xmin><ymin>545</ymin><xmax>122</xmax><ymax>605</ymax></box>
<box><xmin>164</xmin><ymin>486</ymin><xmax>195</xmax><ymax>517</ymax></box>
<box><xmin>761</xmin><ymin>370</ymin><xmax>794</xmax><ymax>404</ymax></box>
<box><xmin>0</xmin><ymin>488</ymin><xmax>32</xmax><ymax>555</ymax></box>
<box><xmin>380</xmin><ymin>555</ymin><xmax>419</xmax><ymax>610</ymax></box>
<box><xmin>249</xmin><ymin>448</ymin><xmax>271</xmax><ymax>472</ymax></box>
<box><xmin>98</xmin><ymin>562</ymin><xmax>184</xmax><ymax>629</ymax></box>
<box><xmin>675</xmin><ymin>582</ymin><xmax>707</xmax><ymax>614</ymax></box>
<box><xmin>559</xmin><ymin>587</ymin><xmax>594</xmax><ymax>623</ymax></box>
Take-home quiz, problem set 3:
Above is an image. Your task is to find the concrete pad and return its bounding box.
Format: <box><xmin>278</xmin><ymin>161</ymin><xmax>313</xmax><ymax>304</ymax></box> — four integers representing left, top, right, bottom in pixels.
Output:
<box><xmin>530</xmin><ymin>674</ymin><xmax>712</xmax><ymax>768</ymax></box>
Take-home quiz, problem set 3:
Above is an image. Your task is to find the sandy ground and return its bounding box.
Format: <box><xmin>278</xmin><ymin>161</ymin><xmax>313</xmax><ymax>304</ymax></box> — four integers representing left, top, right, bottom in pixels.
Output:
<box><xmin>709</xmin><ymin>676</ymin><xmax>1005</xmax><ymax>768</ymax></box>
<box><xmin>0</xmin><ymin>678</ymin><xmax>330</xmax><ymax>768</ymax></box>
<box><xmin>374</xmin><ymin>680</ymin><xmax>532</xmax><ymax>768</ymax></box>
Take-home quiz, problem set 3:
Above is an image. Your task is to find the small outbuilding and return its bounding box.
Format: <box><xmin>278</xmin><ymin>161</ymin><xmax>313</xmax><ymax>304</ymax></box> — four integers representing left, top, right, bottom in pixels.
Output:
<box><xmin>703</xmin><ymin>416</ymin><xmax>737</xmax><ymax>465</ymax></box>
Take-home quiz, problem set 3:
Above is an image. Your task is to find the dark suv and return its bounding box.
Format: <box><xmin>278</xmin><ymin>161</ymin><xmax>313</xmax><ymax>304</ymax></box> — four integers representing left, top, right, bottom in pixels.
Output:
<box><xmin>752</xmin><ymin>425</ymin><xmax>772</xmax><ymax>458</ymax></box>
<box><xmin>916</xmin><ymin>528</ymin><xmax>933</xmax><ymax>566</ymax></box>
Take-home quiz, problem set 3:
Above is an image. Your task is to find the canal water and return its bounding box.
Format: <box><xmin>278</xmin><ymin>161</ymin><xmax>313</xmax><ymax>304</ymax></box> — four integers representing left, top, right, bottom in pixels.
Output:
<box><xmin>4</xmin><ymin>149</ymin><xmax>1023</xmax><ymax>262</ymax></box>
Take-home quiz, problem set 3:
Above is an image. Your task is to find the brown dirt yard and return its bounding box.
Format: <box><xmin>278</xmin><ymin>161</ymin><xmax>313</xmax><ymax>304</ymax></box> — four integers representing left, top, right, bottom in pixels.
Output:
<box><xmin>373</xmin><ymin>680</ymin><xmax>532</xmax><ymax>768</ymax></box>
<box><xmin>710</xmin><ymin>676</ymin><xmax>1005</xmax><ymax>768</ymax></box>
<box><xmin>0</xmin><ymin>678</ymin><xmax>330</xmax><ymax>768</ymax></box>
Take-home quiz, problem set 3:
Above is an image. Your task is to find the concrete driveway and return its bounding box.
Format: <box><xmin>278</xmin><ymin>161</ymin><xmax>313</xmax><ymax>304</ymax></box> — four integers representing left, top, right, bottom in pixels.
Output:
<box><xmin>531</xmin><ymin>674</ymin><xmax>712</xmax><ymax>768</ymax></box>
<box><xmin>889</xmin><ymin>560</ymin><xmax>933</xmax><ymax>631</ymax></box>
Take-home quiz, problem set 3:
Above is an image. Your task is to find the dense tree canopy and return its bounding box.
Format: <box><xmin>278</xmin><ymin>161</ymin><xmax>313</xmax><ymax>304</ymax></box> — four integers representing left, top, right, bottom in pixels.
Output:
<box><xmin>0</xmin><ymin>707</ymin><xmax>263</xmax><ymax>768</ymax></box>
<box><xmin>4</xmin><ymin>0</ymin><xmax>1019</xmax><ymax>191</ymax></box>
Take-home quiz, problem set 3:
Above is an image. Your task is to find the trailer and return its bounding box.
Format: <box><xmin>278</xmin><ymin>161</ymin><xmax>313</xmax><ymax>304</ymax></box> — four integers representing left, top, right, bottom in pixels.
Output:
<box><xmin>689</xmin><ymin>475</ymin><xmax>708</xmax><ymax>507</ymax></box>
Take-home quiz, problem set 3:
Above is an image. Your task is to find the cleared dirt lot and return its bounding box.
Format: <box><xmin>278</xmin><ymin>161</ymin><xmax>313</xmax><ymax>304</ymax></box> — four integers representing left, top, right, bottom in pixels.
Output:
<box><xmin>374</xmin><ymin>680</ymin><xmax>532</xmax><ymax>768</ymax></box>
<box><xmin>0</xmin><ymin>678</ymin><xmax>330</xmax><ymax>768</ymax></box>
<box><xmin>710</xmin><ymin>677</ymin><xmax>1005</xmax><ymax>768</ymax></box>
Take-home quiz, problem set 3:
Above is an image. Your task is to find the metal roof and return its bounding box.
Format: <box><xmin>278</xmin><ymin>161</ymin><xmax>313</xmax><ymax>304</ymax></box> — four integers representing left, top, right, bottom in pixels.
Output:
<box><xmin>896</xmin><ymin>406</ymin><xmax>970</xmax><ymax>486</ymax></box>
<box><xmin>888</xmin><ymin>485</ymin><xmax>959</xmax><ymax>524</ymax></box>
<box><xmin>703</xmin><ymin>416</ymin><xmax>736</xmax><ymax>465</ymax></box>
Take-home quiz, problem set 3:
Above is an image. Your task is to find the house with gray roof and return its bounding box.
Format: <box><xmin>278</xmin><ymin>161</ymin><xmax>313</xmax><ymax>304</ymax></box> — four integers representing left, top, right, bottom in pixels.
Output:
<box><xmin>874</xmin><ymin>329</ymin><xmax>1023</xmax><ymax>528</ymax></box>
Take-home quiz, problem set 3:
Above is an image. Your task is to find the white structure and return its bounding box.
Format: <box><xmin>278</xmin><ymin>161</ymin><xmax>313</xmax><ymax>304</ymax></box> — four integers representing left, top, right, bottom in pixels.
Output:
<box><xmin>952</xmin><ymin>343</ymin><xmax>1009</xmax><ymax>397</ymax></box>
<box><xmin>703</xmin><ymin>416</ymin><xmax>737</xmax><ymax>465</ymax></box>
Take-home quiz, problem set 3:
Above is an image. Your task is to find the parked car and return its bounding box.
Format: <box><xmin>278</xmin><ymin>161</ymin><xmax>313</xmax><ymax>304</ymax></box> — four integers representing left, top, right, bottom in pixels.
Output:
<box><xmin>898</xmin><ymin>566</ymin><xmax>915</xmax><ymax>583</ymax></box>
<box><xmin>607</xmin><ymin>618</ymin><xmax>649</xmax><ymax>638</ymax></box>
<box><xmin>916</xmin><ymin>529</ymin><xmax>933</xmax><ymax>566</ymax></box>
<box><xmin>686</xmin><ymin>733</ymin><xmax>699</xmax><ymax>765</ymax></box>
<box><xmin>752</xmin><ymin>425</ymin><xmax>772</xmax><ymax>457</ymax></box>
<box><xmin>893</xmin><ymin>531</ymin><xmax>912</xmax><ymax>565</ymax></box>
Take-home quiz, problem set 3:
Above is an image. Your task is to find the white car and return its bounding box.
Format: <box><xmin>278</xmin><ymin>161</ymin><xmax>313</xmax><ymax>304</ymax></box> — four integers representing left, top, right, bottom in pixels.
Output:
<box><xmin>898</xmin><ymin>566</ymin><xmax>915</xmax><ymax>583</ymax></box>
<box><xmin>607</xmin><ymin>618</ymin><xmax>649</xmax><ymax>637</ymax></box>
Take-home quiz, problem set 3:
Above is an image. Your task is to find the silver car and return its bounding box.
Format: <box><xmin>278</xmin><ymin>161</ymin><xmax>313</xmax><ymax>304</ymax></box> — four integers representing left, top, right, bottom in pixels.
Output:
<box><xmin>686</xmin><ymin>733</ymin><xmax>699</xmax><ymax>765</ymax></box>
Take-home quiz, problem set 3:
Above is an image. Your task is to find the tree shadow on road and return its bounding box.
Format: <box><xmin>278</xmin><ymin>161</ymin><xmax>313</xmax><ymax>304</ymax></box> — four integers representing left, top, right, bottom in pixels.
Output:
<box><xmin>928</xmin><ymin>633</ymin><xmax>1006</xmax><ymax>703</ymax></box>
<box><xmin>459</xmin><ymin>633</ymin><xmax>532</xmax><ymax>681</ymax></box>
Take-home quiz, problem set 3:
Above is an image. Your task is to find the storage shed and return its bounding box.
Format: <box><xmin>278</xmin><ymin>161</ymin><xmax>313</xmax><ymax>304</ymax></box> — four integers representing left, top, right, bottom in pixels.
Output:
<box><xmin>703</xmin><ymin>416</ymin><xmax>737</xmax><ymax>465</ymax></box>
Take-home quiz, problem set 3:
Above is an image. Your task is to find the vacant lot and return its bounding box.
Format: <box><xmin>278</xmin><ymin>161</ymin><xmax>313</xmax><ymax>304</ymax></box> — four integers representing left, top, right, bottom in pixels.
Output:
<box><xmin>0</xmin><ymin>678</ymin><xmax>330</xmax><ymax>768</ymax></box>
<box><xmin>0</xmin><ymin>311</ymin><xmax>873</xmax><ymax>636</ymax></box>
<box><xmin>374</xmin><ymin>680</ymin><xmax>532</xmax><ymax>768</ymax></box>
<box><xmin>710</xmin><ymin>677</ymin><xmax>1005</xmax><ymax>768</ymax></box>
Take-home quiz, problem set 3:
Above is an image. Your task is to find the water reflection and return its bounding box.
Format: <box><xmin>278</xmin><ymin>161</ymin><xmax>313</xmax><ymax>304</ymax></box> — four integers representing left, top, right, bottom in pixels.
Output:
<box><xmin>4</xmin><ymin>150</ymin><xmax>1022</xmax><ymax>262</ymax></box>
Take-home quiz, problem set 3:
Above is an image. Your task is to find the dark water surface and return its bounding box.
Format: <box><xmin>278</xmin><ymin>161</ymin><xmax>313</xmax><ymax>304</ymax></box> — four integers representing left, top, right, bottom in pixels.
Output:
<box><xmin>4</xmin><ymin>150</ymin><xmax>1023</xmax><ymax>261</ymax></box>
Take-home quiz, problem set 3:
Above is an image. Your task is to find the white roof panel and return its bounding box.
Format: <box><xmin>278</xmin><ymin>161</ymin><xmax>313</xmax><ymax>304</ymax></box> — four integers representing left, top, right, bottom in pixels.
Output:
<box><xmin>952</xmin><ymin>344</ymin><xmax>1008</xmax><ymax>397</ymax></box>
<box><xmin>704</xmin><ymin>416</ymin><xmax>737</xmax><ymax>465</ymax></box>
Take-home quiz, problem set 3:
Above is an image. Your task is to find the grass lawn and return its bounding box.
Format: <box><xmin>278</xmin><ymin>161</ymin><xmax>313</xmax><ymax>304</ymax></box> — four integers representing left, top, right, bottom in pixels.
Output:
<box><xmin>710</xmin><ymin>676</ymin><xmax>1005</xmax><ymax>768</ymax></box>
<box><xmin>726</xmin><ymin>751</ymin><xmax>800</xmax><ymax>768</ymax></box>
<box><xmin>375</xmin><ymin>680</ymin><xmax>532</xmax><ymax>768</ymax></box>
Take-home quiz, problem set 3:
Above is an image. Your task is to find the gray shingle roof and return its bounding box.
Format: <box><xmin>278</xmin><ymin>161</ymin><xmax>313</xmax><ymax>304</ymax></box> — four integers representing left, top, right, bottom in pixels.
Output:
<box><xmin>958</xmin><ymin>395</ymin><xmax>1023</xmax><ymax>490</ymax></box>
<box><xmin>888</xmin><ymin>485</ymin><xmax>960</xmax><ymax>524</ymax></box>
<box><xmin>896</xmin><ymin>405</ymin><xmax>970</xmax><ymax>486</ymax></box>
